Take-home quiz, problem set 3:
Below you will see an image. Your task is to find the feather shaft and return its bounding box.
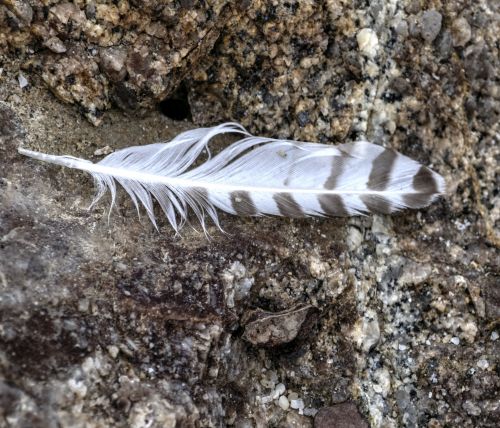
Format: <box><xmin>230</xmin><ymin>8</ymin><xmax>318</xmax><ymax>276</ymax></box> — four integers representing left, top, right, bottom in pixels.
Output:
<box><xmin>17</xmin><ymin>149</ymin><xmax>439</xmax><ymax>197</ymax></box>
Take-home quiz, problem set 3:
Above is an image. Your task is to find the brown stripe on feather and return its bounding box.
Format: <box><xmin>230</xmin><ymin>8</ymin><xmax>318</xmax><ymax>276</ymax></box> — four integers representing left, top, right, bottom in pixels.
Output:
<box><xmin>403</xmin><ymin>167</ymin><xmax>439</xmax><ymax>208</ymax></box>
<box><xmin>413</xmin><ymin>166</ymin><xmax>438</xmax><ymax>193</ymax></box>
<box><xmin>230</xmin><ymin>191</ymin><xmax>257</xmax><ymax>216</ymax></box>
<box><xmin>324</xmin><ymin>156</ymin><xmax>345</xmax><ymax>189</ymax></box>
<box><xmin>361</xmin><ymin>195</ymin><xmax>392</xmax><ymax>214</ymax></box>
<box><xmin>403</xmin><ymin>193</ymin><xmax>434</xmax><ymax>208</ymax></box>
<box><xmin>316</xmin><ymin>157</ymin><xmax>347</xmax><ymax>216</ymax></box>
<box><xmin>367</xmin><ymin>149</ymin><xmax>397</xmax><ymax>190</ymax></box>
<box><xmin>273</xmin><ymin>193</ymin><xmax>304</xmax><ymax>217</ymax></box>
<box><xmin>318</xmin><ymin>194</ymin><xmax>349</xmax><ymax>216</ymax></box>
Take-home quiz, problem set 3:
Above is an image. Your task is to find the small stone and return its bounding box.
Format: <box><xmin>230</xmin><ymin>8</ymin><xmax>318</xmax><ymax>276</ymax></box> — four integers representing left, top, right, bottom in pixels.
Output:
<box><xmin>398</xmin><ymin>261</ymin><xmax>431</xmax><ymax>285</ymax></box>
<box><xmin>420</xmin><ymin>10</ymin><xmax>442</xmax><ymax>42</ymax></box>
<box><xmin>100</xmin><ymin>48</ymin><xmax>128</xmax><ymax>82</ymax></box>
<box><xmin>357</xmin><ymin>28</ymin><xmax>379</xmax><ymax>58</ymax></box>
<box><xmin>278</xmin><ymin>395</ymin><xmax>290</xmax><ymax>410</ymax></box>
<box><xmin>67</xmin><ymin>378</ymin><xmax>87</xmax><ymax>398</ymax></box>
<box><xmin>297</xmin><ymin>111</ymin><xmax>310</xmax><ymax>127</ymax></box>
<box><xmin>260</xmin><ymin>395</ymin><xmax>273</xmax><ymax>404</ymax></box>
<box><xmin>303</xmin><ymin>408</ymin><xmax>318</xmax><ymax>417</ymax></box>
<box><xmin>451</xmin><ymin>17</ymin><xmax>472</xmax><ymax>47</ymax></box>
<box><xmin>107</xmin><ymin>345</ymin><xmax>119</xmax><ymax>358</ymax></box>
<box><xmin>94</xmin><ymin>145</ymin><xmax>114</xmax><ymax>156</ymax></box>
<box><xmin>314</xmin><ymin>403</ymin><xmax>368</xmax><ymax>428</ymax></box>
<box><xmin>450</xmin><ymin>337</ymin><xmax>460</xmax><ymax>345</ymax></box>
<box><xmin>437</xmin><ymin>30</ymin><xmax>453</xmax><ymax>58</ymax></box>
<box><xmin>491</xmin><ymin>331</ymin><xmax>499</xmax><ymax>341</ymax></box>
<box><xmin>476</xmin><ymin>358</ymin><xmax>489</xmax><ymax>369</ymax></box>
<box><xmin>78</xmin><ymin>299</ymin><xmax>90</xmax><ymax>313</ymax></box>
<box><xmin>273</xmin><ymin>383</ymin><xmax>286</xmax><ymax>399</ymax></box>
<box><xmin>242</xmin><ymin>305</ymin><xmax>316</xmax><ymax>347</ymax></box>
<box><xmin>44</xmin><ymin>37</ymin><xmax>67</xmax><ymax>54</ymax></box>
<box><xmin>290</xmin><ymin>399</ymin><xmax>304</xmax><ymax>410</ymax></box>
<box><xmin>346</xmin><ymin>227</ymin><xmax>363</xmax><ymax>251</ymax></box>
<box><xmin>351</xmin><ymin>309</ymin><xmax>380</xmax><ymax>352</ymax></box>
<box><xmin>18</xmin><ymin>74</ymin><xmax>28</xmax><ymax>89</ymax></box>
<box><xmin>393</xmin><ymin>19</ymin><xmax>409</xmax><ymax>38</ymax></box>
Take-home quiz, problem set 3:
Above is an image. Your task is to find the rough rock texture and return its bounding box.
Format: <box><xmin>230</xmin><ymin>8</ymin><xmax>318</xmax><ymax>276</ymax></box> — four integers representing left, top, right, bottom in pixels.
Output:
<box><xmin>1</xmin><ymin>1</ymin><xmax>499</xmax><ymax>428</ymax></box>
<box><xmin>0</xmin><ymin>0</ymin><xmax>231</xmax><ymax>124</ymax></box>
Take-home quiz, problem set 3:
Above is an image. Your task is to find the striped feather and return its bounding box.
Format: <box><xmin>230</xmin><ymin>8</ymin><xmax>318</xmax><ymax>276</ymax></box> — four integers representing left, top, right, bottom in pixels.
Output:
<box><xmin>18</xmin><ymin>123</ymin><xmax>446</xmax><ymax>232</ymax></box>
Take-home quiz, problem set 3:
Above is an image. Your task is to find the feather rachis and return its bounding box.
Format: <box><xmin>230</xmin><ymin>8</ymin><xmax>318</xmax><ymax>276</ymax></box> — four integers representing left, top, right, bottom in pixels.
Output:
<box><xmin>18</xmin><ymin>123</ymin><xmax>446</xmax><ymax>232</ymax></box>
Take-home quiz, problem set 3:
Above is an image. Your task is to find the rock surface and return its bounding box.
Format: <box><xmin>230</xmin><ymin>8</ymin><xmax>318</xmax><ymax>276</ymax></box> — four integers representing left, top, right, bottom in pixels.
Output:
<box><xmin>1</xmin><ymin>1</ymin><xmax>499</xmax><ymax>427</ymax></box>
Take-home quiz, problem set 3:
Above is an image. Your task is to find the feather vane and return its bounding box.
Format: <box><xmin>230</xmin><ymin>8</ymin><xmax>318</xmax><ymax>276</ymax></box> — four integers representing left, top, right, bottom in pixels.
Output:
<box><xmin>18</xmin><ymin>123</ymin><xmax>446</xmax><ymax>232</ymax></box>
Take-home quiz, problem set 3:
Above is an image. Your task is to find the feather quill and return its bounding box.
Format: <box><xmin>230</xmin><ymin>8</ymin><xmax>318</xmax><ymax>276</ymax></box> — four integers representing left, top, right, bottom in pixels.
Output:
<box><xmin>18</xmin><ymin>122</ymin><xmax>446</xmax><ymax>232</ymax></box>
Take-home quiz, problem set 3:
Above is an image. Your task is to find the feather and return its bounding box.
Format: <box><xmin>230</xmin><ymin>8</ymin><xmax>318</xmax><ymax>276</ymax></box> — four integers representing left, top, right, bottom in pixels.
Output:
<box><xmin>18</xmin><ymin>122</ymin><xmax>446</xmax><ymax>233</ymax></box>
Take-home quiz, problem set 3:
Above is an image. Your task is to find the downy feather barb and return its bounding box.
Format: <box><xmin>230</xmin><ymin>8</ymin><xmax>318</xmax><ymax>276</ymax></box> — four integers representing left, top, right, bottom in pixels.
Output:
<box><xmin>18</xmin><ymin>122</ymin><xmax>446</xmax><ymax>232</ymax></box>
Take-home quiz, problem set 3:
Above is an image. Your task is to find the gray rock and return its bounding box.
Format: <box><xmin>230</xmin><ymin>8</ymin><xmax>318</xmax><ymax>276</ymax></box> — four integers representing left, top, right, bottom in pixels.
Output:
<box><xmin>420</xmin><ymin>10</ymin><xmax>442</xmax><ymax>42</ymax></box>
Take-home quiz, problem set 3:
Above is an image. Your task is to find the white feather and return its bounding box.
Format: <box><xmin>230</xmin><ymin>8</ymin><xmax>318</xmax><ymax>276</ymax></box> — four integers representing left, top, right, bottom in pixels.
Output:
<box><xmin>18</xmin><ymin>122</ymin><xmax>446</xmax><ymax>233</ymax></box>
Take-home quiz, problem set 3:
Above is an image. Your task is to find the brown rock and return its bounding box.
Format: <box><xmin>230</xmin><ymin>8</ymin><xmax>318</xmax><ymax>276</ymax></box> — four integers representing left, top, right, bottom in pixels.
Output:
<box><xmin>314</xmin><ymin>403</ymin><xmax>368</xmax><ymax>428</ymax></box>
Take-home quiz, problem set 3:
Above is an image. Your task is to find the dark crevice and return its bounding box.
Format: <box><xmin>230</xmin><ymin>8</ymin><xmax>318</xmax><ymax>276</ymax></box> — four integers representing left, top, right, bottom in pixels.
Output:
<box><xmin>159</xmin><ymin>84</ymin><xmax>192</xmax><ymax>121</ymax></box>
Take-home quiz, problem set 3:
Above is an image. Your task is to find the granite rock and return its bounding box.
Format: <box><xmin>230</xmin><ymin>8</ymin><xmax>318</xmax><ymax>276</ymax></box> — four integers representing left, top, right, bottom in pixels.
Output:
<box><xmin>1</xmin><ymin>0</ymin><xmax>499</xmax><ymax>427</ymax></box>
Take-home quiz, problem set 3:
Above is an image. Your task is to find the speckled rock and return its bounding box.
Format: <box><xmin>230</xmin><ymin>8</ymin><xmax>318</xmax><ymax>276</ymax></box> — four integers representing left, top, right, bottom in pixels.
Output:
<box><xmin>1</xmin><ymin>0</ymin><xmax>231</xmax><ymax>124</ymax></box>
<box><xmin>1</xmin><ymin>0</ymin><xmax>499</xmax><ymax>427</ymax></box>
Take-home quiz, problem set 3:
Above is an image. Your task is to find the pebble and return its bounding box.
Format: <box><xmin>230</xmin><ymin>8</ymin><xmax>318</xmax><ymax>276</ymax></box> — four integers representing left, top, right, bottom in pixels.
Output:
<box><xmin>346</xmin><ymin>226</ymin><xmax>363</xmax><ymax>251</ymax></box>
<box><xmin>352</xmin><ymin>309</ymin><xmax>380</xmax><ymax>352</ymax></box>
<box><xmin>78</xmin><ymin>298</ymin><xmax>89</xmax><ymax>313</ymax></box>
<box><xmin>491</xmin><ymin>331</ymin><xmax>499</xmax><ymax>341</ymax></box>
<box><xmin>303</xmin><ymin>408</ymin><xmax>318</xmax><ymax>417</ymax></box>
<box><xmin>357</xmin><ymin>28</ymin><xmax>379</xmax><ymax>58</ymax></box>
<box><xmin>451</xmin><ymin>17</ymin><xmax>472</xmax><ymax>47</ymax></box>
<box><xmin>278</xmin><ymin>395</ymin><xmax>290</xmax><ymax>410</ymax></box>
<box><xmin>260</xmin><ymin>395</ymin><xmax>273</xmax><ymax>404</ymax></box>
<box><xmin>44</xmin><ymin>36</ymin><xmax>67</xmax><ymax>53</ymax></box>
<box><xmin>476</xmin><ymin>358</ymin><xmax>489</xmax><ymax>370</ymax></box>
<box><xmin>420</xmin><ymin>10</ymin><xmax>442</xmax><ymax>42</ymax></box>
<box><xmin>107</xmin><ymin>345</ymin><xmax>119</xmax><ymax>359</ymax></box>
<box><xmin>67</xmin><ymin>378</ymin><xmax>87</xmax><ymax>398</ymax></box>
<box><xmin>393</xmin><ymin>19</ymin><xmax>409</xmax><ymax>38</ymax></box>
<box><xmin>18</xmin><ymin>74</ymin><xmax>28</xmax><ymax>88</ymax></box>
<box><xmin>398</xmin><ymin>261</ymin><xmax>431</xmax><ymax>285</ymax></box>
<box><xmin>94</xmin><ymin>145</ymin><xmax>114</xmax><ymax>156</ymax></box>
<box><xmin>290</xmin><ymin>399</ymin><xmax>305</xmax><ymax>410</ymax></box>
<box><xmin>272</xmin><ymin>383</ymin><xmax>286</xmax><ymax>399</ymax></box>
<box><xmin>450</xmin><ymin>337</ymin><xmax>460</xmax><ymax>345</ymax></box>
